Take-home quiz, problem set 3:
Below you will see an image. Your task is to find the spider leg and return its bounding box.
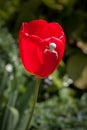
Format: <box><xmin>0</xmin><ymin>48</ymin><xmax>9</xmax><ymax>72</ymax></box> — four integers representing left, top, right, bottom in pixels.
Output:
<box><xmin>52</xmin><ymin>50</ymin><xmax>58</xmax><ymax>58</ymax></box>
<box><xmin>44</xmin><ymin>49</ymin><xmax>50</xmax><ymax>53</ymax></box>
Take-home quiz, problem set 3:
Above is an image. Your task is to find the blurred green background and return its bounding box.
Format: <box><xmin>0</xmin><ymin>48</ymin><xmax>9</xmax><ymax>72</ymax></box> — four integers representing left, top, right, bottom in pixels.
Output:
<box><xmin>0</xmin><ymin>0</ymin><xmax>87</xmax><ymax>130</ymax></box>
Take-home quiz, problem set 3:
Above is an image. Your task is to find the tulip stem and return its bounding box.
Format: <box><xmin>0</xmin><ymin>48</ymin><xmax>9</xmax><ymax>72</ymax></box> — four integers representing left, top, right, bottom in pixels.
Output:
<box><xmin>25</xmin><ymin>78</ymin><xmax>41</xmax><ymax>130</ymax></box>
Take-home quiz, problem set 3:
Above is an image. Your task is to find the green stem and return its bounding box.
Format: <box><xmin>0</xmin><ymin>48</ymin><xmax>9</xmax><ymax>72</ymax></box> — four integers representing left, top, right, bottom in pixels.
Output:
<box><xmin>25</xmin><ymin>78</ymin><xmax>41</xmax><ymax>130</ymax></box>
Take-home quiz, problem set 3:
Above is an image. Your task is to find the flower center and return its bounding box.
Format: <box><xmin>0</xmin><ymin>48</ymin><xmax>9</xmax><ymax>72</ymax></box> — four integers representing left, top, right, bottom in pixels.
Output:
<box><xmin>44</xmin><ymin>42</ymin><xmax>58</xmax><ymax>58</ymax></box>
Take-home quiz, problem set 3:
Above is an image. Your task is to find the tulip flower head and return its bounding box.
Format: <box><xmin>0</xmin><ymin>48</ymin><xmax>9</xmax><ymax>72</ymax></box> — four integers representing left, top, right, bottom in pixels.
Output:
<box><xmin>19</xmin><ymin>19</ymin><xmax>66</xmax><ymax>78</ymax></box>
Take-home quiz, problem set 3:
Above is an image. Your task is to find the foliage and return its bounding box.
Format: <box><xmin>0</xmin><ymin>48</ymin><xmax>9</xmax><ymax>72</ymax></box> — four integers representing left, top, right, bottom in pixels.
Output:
<box><xmin>32</xmin><ymin>93</ymin><xmax>87</xmax><ymax>130</ymax></box>
<box><xmin>0</xmin><ymin>0</ymin><xmax>87</xmax><ymax>130</ymax></box>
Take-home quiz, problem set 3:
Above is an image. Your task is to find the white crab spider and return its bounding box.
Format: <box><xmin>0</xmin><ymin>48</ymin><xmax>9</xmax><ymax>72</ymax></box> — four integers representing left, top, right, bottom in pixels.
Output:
<box><xmin>44</xmin><ymin>42</ymin><xmax>58</xmax><ymax>58</ymax></box>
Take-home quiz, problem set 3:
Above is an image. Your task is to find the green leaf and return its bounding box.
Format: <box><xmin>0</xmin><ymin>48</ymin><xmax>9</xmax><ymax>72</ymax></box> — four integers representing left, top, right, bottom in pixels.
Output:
<box><xmin>75</xmin><ymin>67</ymin><xmax>87</xmax><ymax>89</ymax></box>
<box><xmin>67</xmin><ymin>53</ymin><xmax>87</xmax><ymax>89</ymax></box>
<box><xmin>7</xmin><ymin>105</ymin><xmax>19</xmax><ymax>130</ymax></box>
<box><xmin>52</xmin><ymin>69</ymin><xmax>62</xmax><ymax>89</ymax></box>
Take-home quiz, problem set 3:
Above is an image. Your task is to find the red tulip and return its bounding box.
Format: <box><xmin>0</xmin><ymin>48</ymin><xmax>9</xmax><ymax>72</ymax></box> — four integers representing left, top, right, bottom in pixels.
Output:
<box><xmin>19</xmin><ymin>19</ymin><xmax>66</xmax><ymax>78</ymax></box>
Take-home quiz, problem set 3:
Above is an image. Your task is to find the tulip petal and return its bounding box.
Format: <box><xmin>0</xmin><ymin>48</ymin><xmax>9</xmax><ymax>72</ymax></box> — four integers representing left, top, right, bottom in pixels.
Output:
<box><xmin>36</xmin><ymin>37</ymin><xmax>64</xmax><ymax>78</ymax></box>
<box><xmin>19</xmin><ymin>33</ymin><xmax>43</xmax><ymax>74</ymax></box>
<box><xmin>21</xmin><ymin>20</ymin><xmax>65</xmax><ymax>43</ymax></box>
<box><xmin>22</xmin><ymin>20</ymin><xmax>48</xmax><ymax>37</ymax></box>
<box><xmin>21</xmin><ymin>20</ymin><xmax>52</xmax><ymax>39</ymax></box>
<box><xmin>48</xmin><ymin>23</ymin><xmax>66</xmax><ymax>44</ymax></box>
